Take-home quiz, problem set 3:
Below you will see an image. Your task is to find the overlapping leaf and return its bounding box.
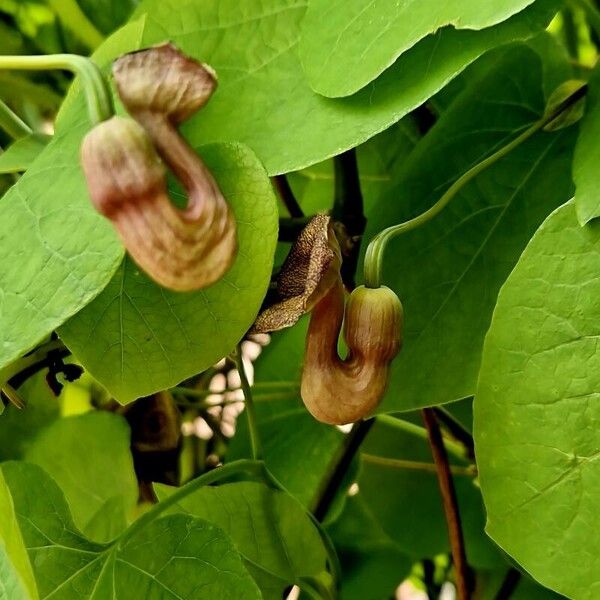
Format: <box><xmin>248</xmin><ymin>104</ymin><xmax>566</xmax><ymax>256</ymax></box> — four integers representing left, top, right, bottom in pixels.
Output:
<box><xmin>357</xmin><ymin>417</ymin><xmax>503</xmax><ymax>568</ymax></box>
<box><xmin>299</xmin><ymin>0</ymin><xmax>538</xmax><ymax>97</ymax></box>
<box><xmin>574</xmin><ymin>62</ymin><xmax>600</xmax><ymax>224</ymax></box>
<box><xmin>475</xmin><ymin>200</ymin><xmax>600</xmax><ymax>600</ymax></box>
<box><xmin>362</xmin><ymin>43</ymin><xmax>577</xmax><ymax>412</ymax></box>
<box><xmin>1</xmin><ymin>461</ymin><xmax>262</xmax><ymax>600</ymax></box>
<box><xmin>156</xmin><ymin>481</ymin><xmax>332</xmax><ymax>599</ymax></box>
<box><xmin>0</xmin><ymin>470</ymin><xmax>38</xmax><ymax>600</ymax></box>
<box><xmin>133</xmin><ymin>0</ymin><xmax>556</xmax><ymax>174</ymax></box>
<box><xmin>25</xmin><ymin>412</ymin><xmax>138</xmax><ymax>542</ymax></box>
<box><xmin>0</xmin><ymin>21</ymin><xmax>144</xmax><ymax>374</ymax></box>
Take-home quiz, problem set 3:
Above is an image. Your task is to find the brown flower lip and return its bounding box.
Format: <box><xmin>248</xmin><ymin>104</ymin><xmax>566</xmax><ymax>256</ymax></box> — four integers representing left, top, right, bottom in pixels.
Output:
<box><xmin>251</xmin><ymin>214</ymin><xmax>341</xmax><ymax>333</ymax></box>
<box><xmin>81</xmin><ymin>43</ymin><xmax>237</xmax><ymax>292</ymax></box>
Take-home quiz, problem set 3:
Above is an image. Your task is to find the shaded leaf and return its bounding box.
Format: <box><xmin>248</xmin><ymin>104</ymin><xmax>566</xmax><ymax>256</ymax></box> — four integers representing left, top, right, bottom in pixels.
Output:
<box><xmin>0</xmin><ymin>20</ymin><xmax>146</xmax><ymax>373</ymax></box>
<box><xmin>327</xmin><ymin>495</ymin><xmax>411</xmax><ymax>600</ymax></box>
<box><xmin>574</xmin><ymin>62</ymin><xmax>600</xmax><ymax>224</ymax></box>
<box><xmin>357</xmin><ymin>417</ymin><xmax>503</xmax><ymax>569</ymax></box>
<box><xmin>25</xmin><ymin>412</ymin><xmax>138</xmax><ymax>542</ymax></box>
<box><xmin>299</xmin><ymin>0</ymin><xmax>538</xmax><ymax>97</ymax></box>
<box><xmin>475</xmin><ymin>200</ymin><xmax>600</xmax><ymax>600</ymax></box>
<box><xmin>362</xmin><ymin>44</ymin><xmax>576</xmax><ymax>412</ymax></box>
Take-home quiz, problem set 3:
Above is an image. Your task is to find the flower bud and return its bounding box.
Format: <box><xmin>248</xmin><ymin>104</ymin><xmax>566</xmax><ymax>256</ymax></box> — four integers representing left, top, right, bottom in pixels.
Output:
<box><xmin>112</xmin><ymin>43</ymin><xmax>217</xmax><ymax>124</ymax></box>
<box><xmin>301</xmin><ymin>283</ymin><xmax>403</xmax><ymax>425</ymax></box>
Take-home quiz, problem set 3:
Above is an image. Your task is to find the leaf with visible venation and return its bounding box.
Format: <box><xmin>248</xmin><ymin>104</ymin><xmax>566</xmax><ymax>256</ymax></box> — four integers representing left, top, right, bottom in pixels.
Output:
<box><xmin>362</xmin><ymin>44</ymin><xmax>577</xmax><ymax>412</ymax></box>
<box><xmin>0</xmin><ymin>21</ymin><xmax>145</xmax><ymax>373</ymax></box>
<box><xmin>574</xmin><ymin>63</ymin><xmax>600</xmax><ymax>224</ymax></box>
<box><xmin>0</xmin><ymin>134</ymin><xmax>50</xmax><ymax>174</ymax></box>
<box><xmin>475</xmin><ymin>200</ymin><xmax>600</xmax><ymax>600</ymax></box>
<box><xmin>1</xmin><ymin>461</ymin><xmax>262</xmax><ymax>600</ymax></box>
<box><xmin>25</xmin><ymin>412</ymin><xmax>138</xmax><ymax>542</ymax></box>
<box><xmin>299</xmin><ymin>0</ymin><xmax>538</xmax><ymax>97</ymax></box>
<box><xmin>0</xmin><ymin>470</ymin><xmax>38</xmax><ymax>600</ymax></box>
<box><xmin>59</xmin><ymin>142</ymin><xmax>278</xmax><ymax>403</ymax></box>
<box><xmin>131</xmin><ymin>0</ymin><xmax>556</xmax><ymax>174</ymax></box>
<box><xmin>156</xmin><ymin>481</ymin><xmax>331</xmax><ymax>599</ymax></box>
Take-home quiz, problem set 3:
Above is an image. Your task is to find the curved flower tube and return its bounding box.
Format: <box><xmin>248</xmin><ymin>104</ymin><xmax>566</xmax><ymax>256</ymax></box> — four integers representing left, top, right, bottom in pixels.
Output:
<box><xmin>301</xmin><ymin>281</ymin><xmax>403</xmax><ymax>425</ymax></box>
<box><xmin>81</xmin><ymin>43</ymin><xmax>236</xmax><ymax>291</ymax></box>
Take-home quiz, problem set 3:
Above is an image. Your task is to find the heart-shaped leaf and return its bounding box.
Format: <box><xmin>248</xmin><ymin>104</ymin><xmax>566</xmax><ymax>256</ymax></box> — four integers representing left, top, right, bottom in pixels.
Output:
<box><xmin>475</xmin><ymin>200</ymin><xmax>600</xmax><ymax>600</ymax></box>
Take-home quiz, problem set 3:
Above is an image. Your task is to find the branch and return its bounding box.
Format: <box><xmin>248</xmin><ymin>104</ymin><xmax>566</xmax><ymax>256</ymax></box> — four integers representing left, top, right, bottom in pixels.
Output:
<box><xmin>311</xmin><ymin>418</ymin><xmax>374</xmax><ymax>521</ymax></box>
<box><xmin>493</xmin><ymin>568</ymin><xmax>522</xmax><ymax>600</ymax></box>
<box><xmin>433</xmin><ymin>406</ymin><xmax>475</xmax><ymax>460</ymax></box>
<box><xmin>422</xmin><ymin>408</ymin><xmax>472</xmax><ymax>600</ymax></box>
<box><xmin>273</xmin><ymin>174</ymin><xmax>304</xmax><ymax>218</ymax></box>
<box><xmin>332</xmin><ymin>149</ymin><xmax>366</xmax><ymax>289</ymax></box>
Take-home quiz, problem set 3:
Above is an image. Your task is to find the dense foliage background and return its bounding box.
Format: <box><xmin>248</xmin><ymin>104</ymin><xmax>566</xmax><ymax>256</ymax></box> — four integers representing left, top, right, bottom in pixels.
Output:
<box><xmin>0</xmin><ymin>1</ymin><xmax>598</xmax><ymax>599</ymax></box>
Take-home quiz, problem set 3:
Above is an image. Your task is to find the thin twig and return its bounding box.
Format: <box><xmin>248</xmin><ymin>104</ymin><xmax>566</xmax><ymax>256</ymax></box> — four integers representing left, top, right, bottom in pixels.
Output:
<box><xmin>311</xmin><ymin>418</ymin><xmax>374</xmax><ymax>521</ymax></box>
<box><xmin>422</xmin><ymin>408</ymin><xmax>472</xmax><ymax>600</ymax></box>
<box><xmin>433</xmin><ymin>406</ymin><xmax>475</xmax><ymax>459</ymax></box>
<box><xmin>332</xmin><ymin>149</ymin><xmax>366</xmax><ymax>289</ymax></box>
<box><xmin>232</xmin><ymin>343</ymin><xmax>262</xmax><ymax>460</ymax></box>
<box><xmin>273</xmin><ymin>174</ymin><xmax>304</xmax><ymax>218</ymax></box>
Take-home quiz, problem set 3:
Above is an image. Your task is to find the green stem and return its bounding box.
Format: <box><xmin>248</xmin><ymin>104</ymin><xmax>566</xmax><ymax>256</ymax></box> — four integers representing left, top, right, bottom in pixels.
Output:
<box><xmin>0</xmin><ymin>339</ymin><xmax>65</xmax><ymax>385</ymax></box>
<box><xmin>232</xmin><ymin>344</ymin><xmax>262</xmax><ymax>460</ymax></box>
<box><xmin>361</xmin><ymin>453</ymin><xmax>476</xmax><ymax>476</ymax></box>
<box><xmin>46</xmin><ymin>0</ymin><xmax>104</xmax><ymax>50</ymax></box>
<box><xmin>118</xmin><ymin>460</ymin><xmax>266</xmax><ymax>548</ymax></box>
<box><xmin>376</xmin><ymin>414</ymin><xmax>468</xmax><ymax>461</ymax></box>
<box><xmin>0</xmin><ymin>54</ymin><xmax>113</xmax><ymax>125</ymax></box>
<box><xmin>172</xmin><ymin>381</ymin><xmax>298</xmax><ymax>398</ymax></box>
<box><xmin>0</xmin><ymin>100</ymin><xmax>32</xmax><ymax>139</ymax></box>
<box><xmin>363</xmin><ymin>84</ymin><xmax>588</xmax><ymax>288</ymax></box>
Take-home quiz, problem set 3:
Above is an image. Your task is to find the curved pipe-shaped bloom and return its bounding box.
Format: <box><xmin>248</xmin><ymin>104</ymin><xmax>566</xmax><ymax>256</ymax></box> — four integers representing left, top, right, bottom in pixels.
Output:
<box><xmin>81</xmin><ymin>43</ymin><xmax>236</xmax><ymax>291</ymax></box>
<box><xmin>301</xmin><ymin>281</ymin><xmax>403</xmax><ymax>425</ymax></box>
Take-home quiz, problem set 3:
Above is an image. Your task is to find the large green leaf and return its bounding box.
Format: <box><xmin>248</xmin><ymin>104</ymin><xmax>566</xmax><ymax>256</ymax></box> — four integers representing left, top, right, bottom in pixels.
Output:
<box><xmin>24</xmin><ymin>412</ymin><xmax>138</xmax><ymax>542</ymax></box>
<box><xmin>0</xmin><ymin>21</ymin><xmax>145</xmax><ymax>373</ymax></box>
<box><xmin>363</xmin><ymin>44</ymin><xmax>577</xmax><ymax>412</ymax></box>
<box><xmin>299</xmin><ymin>0</ymin><xmax>537</xmax><ymax>97</ymax></box>
<box><xmin>132</xmin><ymin>0</ymin><xmax>556</xmax><ymax>175</ymax></box>
<box><xmin>1</xmin><ymin>461</ymin><xmax>262</xmax><ymax>599</ymax></box>
<box><xmin>474</xmin><ymin>200</ymin><xmax>600</xmax><ymax>600</ymax></box>
<box><xmin>358</xmin><ymin>417</ymin><xmax>503</xmax><ymax>569</ymax></box>
<box><xmin>156</xmin><ymin>481</ymin><xmax>331</xmax><ymax>599</ymax></box>
<box><xmin>573</xmin><ymin>63</ymin><xmax>600</xmax><ymax>224</ymax></box>
<box><xmin>59</xmin><ymin>142</ymin><xmax>278</xmax><ymax>403</ymax></box>
<box><xmin>0</xmin><ymin>470</ymin><xmax>38</xmax><ymax>600</ymax></box>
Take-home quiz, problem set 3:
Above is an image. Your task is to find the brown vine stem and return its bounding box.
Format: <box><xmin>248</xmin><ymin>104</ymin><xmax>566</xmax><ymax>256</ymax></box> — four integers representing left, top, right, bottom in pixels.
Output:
<box><xmin>311</xmin><ymin>418</ymin><xmax>374</xmax><ymax>521</ymax></box>
<box><xmin>493</xmin><ymin>568</ymin><xmax>522</xmax><ymax>600</ymax></box>
<box><xmin>273</xmin><ymin>174</ymin><xmax>304</xmax><ymax>218</ymax></box>
<box><xmin>422</xmin><ymin>407</ymin><xmax>472</xmax><ymax>600</ymax></box>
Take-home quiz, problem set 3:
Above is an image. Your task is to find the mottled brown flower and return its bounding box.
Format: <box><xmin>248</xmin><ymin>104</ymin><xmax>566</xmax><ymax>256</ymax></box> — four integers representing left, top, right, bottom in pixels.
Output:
<box><xmin>251</xmin><ymin>214</ymin><xmax>342</xmax><ymax>333</ymax></box>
